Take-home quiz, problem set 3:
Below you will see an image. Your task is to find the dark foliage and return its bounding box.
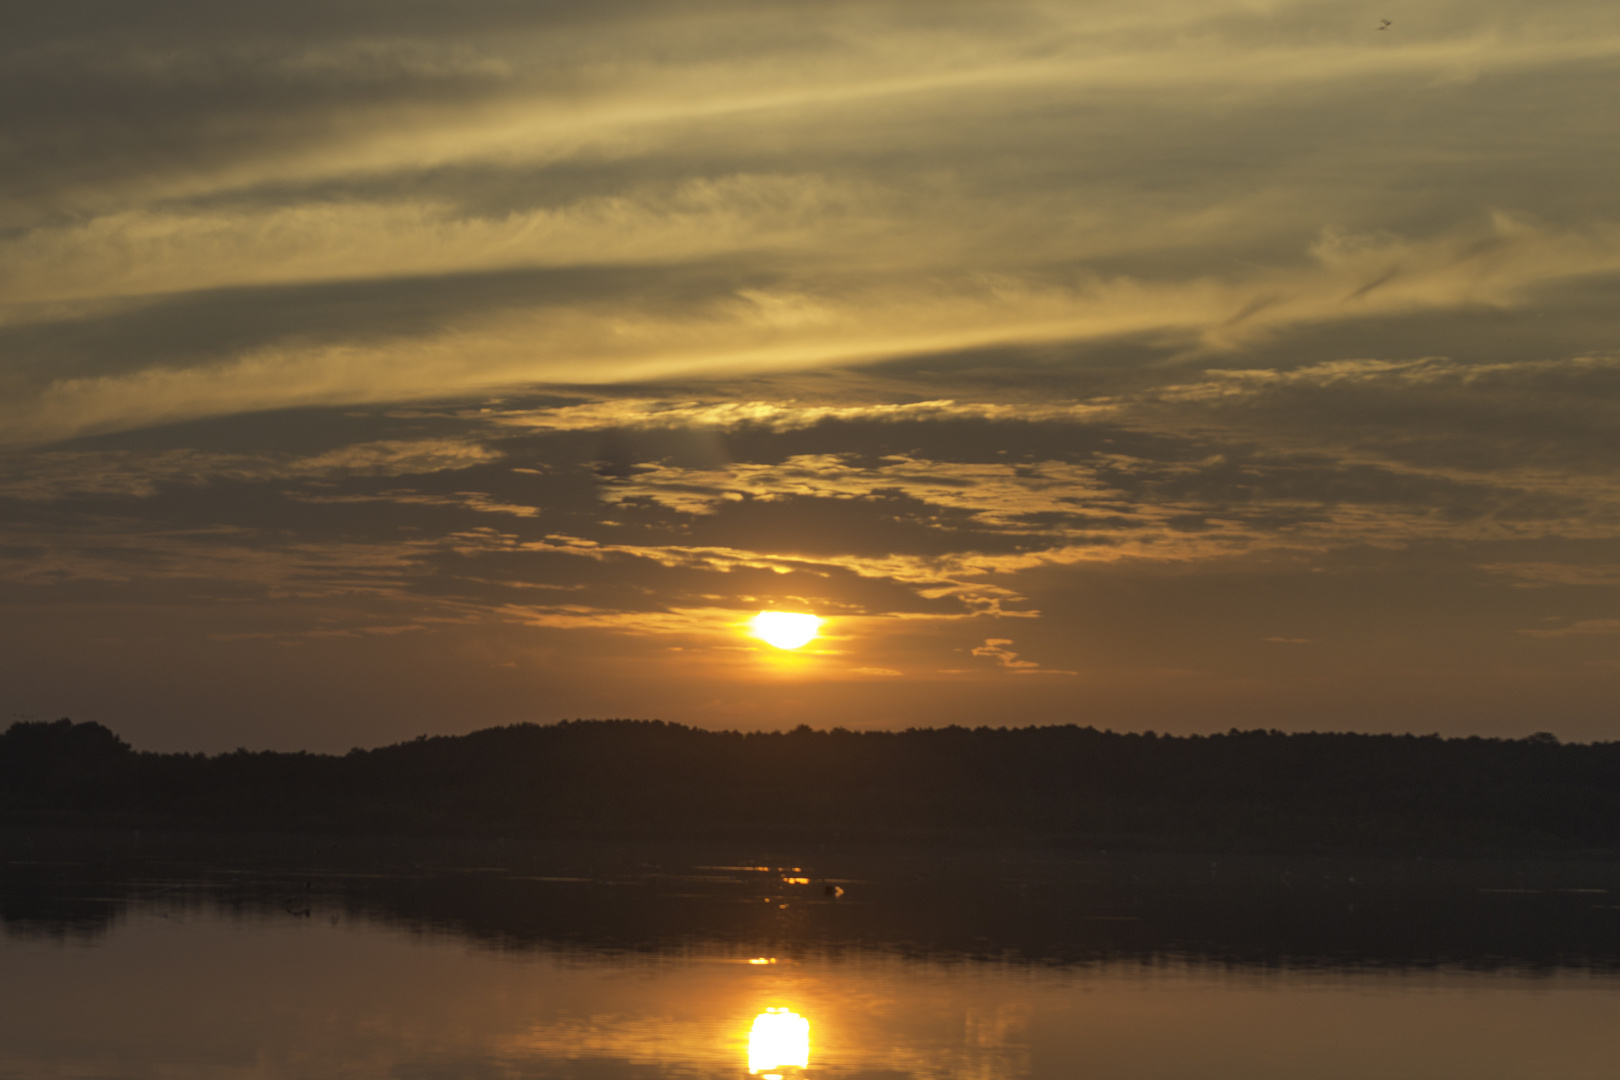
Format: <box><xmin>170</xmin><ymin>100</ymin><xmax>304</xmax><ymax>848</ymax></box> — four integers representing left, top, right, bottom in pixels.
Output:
<box><xmin>4</xmin><ymin>718</ymin><xmax>1619</xmax><ymax>851</ymax></box>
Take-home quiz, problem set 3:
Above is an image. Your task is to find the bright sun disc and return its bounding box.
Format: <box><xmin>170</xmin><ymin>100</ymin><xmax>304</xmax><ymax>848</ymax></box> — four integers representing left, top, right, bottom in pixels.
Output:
<box><xmin>751</xmin><ymin>612</ymin><xmax>820</xmax><ymax>650</ymax></box>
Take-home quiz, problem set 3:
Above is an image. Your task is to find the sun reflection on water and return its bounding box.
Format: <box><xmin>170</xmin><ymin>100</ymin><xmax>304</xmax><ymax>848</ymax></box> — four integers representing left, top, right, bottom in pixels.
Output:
<box><xmin>748</xmin><ymin>1007</ymin><xmax>810</xmax><ymax>1076</ymax></box>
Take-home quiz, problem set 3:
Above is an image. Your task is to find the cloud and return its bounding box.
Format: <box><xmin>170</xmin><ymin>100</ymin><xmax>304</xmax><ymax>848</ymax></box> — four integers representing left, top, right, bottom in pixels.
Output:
<box><xmin>1519</xmin><ymin>618</ymin><xmax>1620</xmax><ymax>639</ymax></box>
<box><xmin>9</xmin><ymin>355</ymin><xmax>1620</xmax><ymax>644</ymax></box>
<box><xmin>1481</xmin><ymin>562</ymin><xmax>1620</xmax><ymax>588</ymax></box>
<box><xmin>12</xmin><ymin>217</ymin><xmax>1620</xmax><ymax>446</ymax></box>
<box><xmin>4</xmin><ymin>0</ymin><xmax>1620</xmax><ymax>443</ymax></box>
<box><xmin>0</xmin><ymin>439</ymin><xmax>499</xmax><ymax>500</ymax></box>
<box><xmin>971</xmin><ymin>637</ymin><xmax>1074</xmax><ymax>674</ymax></box>
<box><xmin>6</xmin><ymin>0</ymin><xmax>1620</xmax><ymax>744</ymax></box>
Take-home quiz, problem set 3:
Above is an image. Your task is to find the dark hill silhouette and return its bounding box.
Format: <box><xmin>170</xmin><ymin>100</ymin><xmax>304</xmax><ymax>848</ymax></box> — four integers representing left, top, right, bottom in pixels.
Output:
<box><xmin>4</xmin><ymin>718</ymin><xmax>1619</xmax><ymax>851</ymax></box>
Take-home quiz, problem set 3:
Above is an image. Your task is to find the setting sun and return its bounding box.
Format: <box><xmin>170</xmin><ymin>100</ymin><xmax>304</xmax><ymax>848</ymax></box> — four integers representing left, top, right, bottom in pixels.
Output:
<box><xmin>751</xmin><ymin>612</ymin><xmax>821</xmax><ymax>650</ymax></box>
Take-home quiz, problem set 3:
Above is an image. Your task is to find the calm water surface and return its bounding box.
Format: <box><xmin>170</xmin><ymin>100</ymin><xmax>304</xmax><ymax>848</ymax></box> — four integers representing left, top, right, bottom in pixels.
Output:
<box><xmin>3</xmin><ymin>833</ymin><xmax>1619</xmax><ymax>1079</ymax></box>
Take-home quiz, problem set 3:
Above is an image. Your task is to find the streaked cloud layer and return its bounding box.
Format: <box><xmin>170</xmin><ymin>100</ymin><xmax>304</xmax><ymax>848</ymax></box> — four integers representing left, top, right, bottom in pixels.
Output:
<box><xmin>3</xmin><ymin>0</ymin><xmax>1619</xmax><ymax>747</ymax></box>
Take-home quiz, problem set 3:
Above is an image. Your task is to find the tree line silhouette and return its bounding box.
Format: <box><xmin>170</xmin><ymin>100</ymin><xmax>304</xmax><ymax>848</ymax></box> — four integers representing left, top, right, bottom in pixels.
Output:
<box><xmin>4</xmin><ymin>718</ymin><xmax>1619</xmax><ymax>850</ymax></box>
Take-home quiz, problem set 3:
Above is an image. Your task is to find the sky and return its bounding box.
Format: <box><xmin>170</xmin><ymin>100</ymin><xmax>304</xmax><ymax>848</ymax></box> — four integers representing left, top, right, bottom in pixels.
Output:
<box><xmin>4</xmin><ymin>0</ymin><xmax>1620</xmax><ymax>750</ymax></box>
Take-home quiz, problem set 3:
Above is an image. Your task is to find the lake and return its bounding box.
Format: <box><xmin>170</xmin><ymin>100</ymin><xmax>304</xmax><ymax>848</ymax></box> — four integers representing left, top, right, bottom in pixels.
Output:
<box><xmin>3</xmin><ymin>830</ymin><xmax>1619</xmax><ymax>1079</ymax></box>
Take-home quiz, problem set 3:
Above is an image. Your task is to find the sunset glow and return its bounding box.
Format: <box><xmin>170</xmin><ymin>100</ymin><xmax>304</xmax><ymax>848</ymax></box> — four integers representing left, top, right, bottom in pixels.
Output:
<box><xmin>5</xmin><ymin>2</ymin><xmax>1619</xmax><ymax>1076</ymax></box>
<box><xmin>6</xmin><ymin>0</ymin><xmax>1620</xmax><ymax>747</ymax></box>
<box><xmin>751</xmin><ymin>613</ymin><xmax>821</xmax><ymax>651</ymax></box>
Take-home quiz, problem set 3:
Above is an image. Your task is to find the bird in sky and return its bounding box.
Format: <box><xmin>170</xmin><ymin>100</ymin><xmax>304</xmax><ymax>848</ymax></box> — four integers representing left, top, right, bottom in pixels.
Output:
<box><xmin>1377</xmin><ymin>18</ymin><xmax>1392</xmax><ymax>29</ymax></box>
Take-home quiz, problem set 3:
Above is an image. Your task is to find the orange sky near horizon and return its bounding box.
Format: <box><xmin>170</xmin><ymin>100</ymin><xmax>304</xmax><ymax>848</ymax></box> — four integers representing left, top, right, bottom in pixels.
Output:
<box><xmin>4</xmin><ymin>0</ymin><xmax>1620</xmax><ymax>750</ymax></box>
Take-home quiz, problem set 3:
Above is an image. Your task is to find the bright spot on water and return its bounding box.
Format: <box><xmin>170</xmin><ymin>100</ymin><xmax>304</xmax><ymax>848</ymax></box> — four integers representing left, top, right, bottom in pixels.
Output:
<box><xmin>751</xmin><ymin>612</ymin><xmax>821</xmax><ymax>650</ymax></box>
<box><xmin>748</xmin><ymin>1007</ymin><xmax>810</xmax><ymax>1074</ymax></box>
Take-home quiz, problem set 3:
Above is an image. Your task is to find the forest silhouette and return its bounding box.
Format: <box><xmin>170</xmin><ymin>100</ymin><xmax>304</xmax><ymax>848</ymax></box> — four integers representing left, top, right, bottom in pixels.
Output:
<box><xmin>4</xmin><ymin>718</ymin><xmax>1619</xmax><ymax>851</ymax></box>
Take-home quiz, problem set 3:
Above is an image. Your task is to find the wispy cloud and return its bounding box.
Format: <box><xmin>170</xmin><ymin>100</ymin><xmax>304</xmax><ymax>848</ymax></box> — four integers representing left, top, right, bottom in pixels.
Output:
<box><xmin>6</xmin><ymin>0</ymin><xmax>1620</xmax><ymax>745</ymax></box>
<box><xmin>5</xmin><ymin>0</ymin><xmax>1620</xmax><ymax>443</ymax></box>
<box><xmin>972</xmin><ymin>638</ymin><xmax>1075</xmax><ymax>675</ymax></box>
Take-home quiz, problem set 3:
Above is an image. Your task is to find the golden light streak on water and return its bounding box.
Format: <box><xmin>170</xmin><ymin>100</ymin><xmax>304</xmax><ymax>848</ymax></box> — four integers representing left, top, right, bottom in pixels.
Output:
<box><xmin>748</xmin><ymin>1007</ymin><xmax>810</xmax><ymax>1075</ymax></box>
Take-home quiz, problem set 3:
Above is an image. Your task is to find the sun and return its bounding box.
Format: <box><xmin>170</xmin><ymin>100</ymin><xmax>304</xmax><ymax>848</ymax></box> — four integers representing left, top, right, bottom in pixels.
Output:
<box><xmin>751</xmin><ymin>611</ymin><xmax>821</xmax><ymax>650</ymax></box>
